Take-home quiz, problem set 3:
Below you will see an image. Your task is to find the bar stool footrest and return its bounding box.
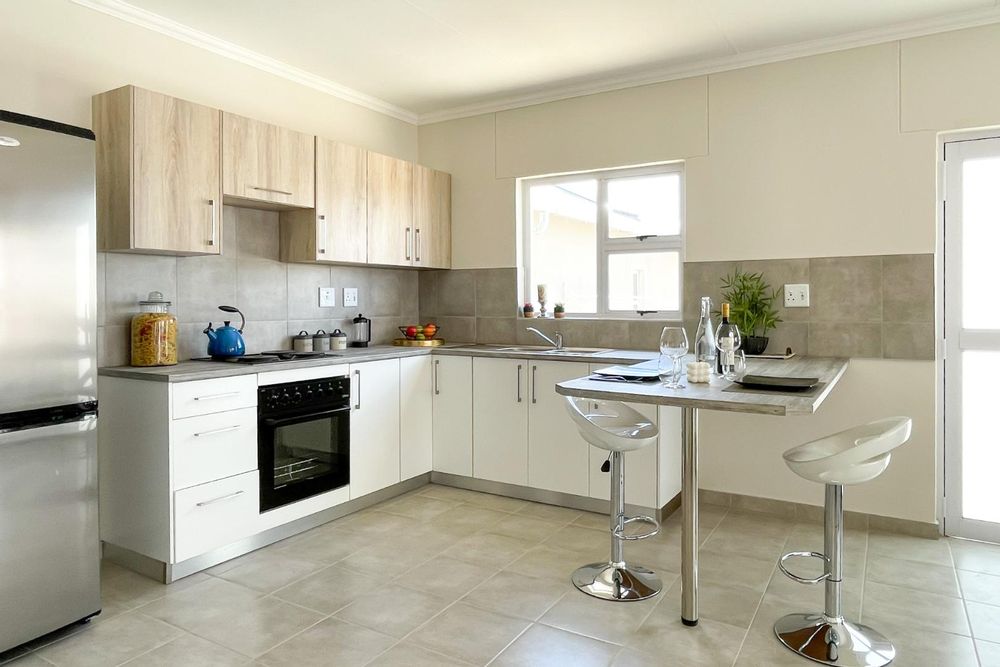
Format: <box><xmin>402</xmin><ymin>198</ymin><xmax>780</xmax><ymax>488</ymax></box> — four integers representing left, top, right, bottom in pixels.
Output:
<box><xmin>778</xmin><ymin>550</ymin><xmax>831</xmax><ymax>584</ymax></box>
<box><xmin>612</xmin><ymin>515</ymin><xmax>659</xmax><ymax>541</ymax></box>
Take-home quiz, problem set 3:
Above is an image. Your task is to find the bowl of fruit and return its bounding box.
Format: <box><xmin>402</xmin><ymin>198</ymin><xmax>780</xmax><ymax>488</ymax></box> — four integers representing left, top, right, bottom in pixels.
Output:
<box><xmin>399</xmin><ymin>323</ymin><xmax>439</xmax><ymax>341</ymax></box>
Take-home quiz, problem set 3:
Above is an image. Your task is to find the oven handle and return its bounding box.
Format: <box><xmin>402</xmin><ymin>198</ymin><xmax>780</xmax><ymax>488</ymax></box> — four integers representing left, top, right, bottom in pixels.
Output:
<box><xmin>261</xmin><ymin>405</ymin><xmax>350</xmax><ymax>428</ymax></box>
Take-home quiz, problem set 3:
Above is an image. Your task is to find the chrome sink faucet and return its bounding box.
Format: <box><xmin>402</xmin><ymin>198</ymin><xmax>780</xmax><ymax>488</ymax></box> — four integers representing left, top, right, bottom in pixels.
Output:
<box><xmin>527</xmin><ymin>327</ymin><xmax>563</xmax><ymax>350</ymax></box>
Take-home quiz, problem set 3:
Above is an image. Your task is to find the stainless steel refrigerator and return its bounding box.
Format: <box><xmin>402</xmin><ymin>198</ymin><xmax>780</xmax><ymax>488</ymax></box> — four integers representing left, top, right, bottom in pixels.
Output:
<box><xmin>0</xmin><ymin>111</ymin><xmax>101</xmax><ymax>652</ymax></box>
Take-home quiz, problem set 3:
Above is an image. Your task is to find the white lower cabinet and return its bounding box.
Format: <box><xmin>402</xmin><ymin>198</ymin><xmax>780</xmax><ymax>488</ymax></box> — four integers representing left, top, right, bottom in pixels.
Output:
<box><xmin>473</xmin><ymin>358</ymin><xmax>529</xmax><ymax>485</ymax></box>
<box><xmin>350</xmin><ymin>358</ymin><xmax>401</xmax><ymax>499</ymax></box>
<box><xmin>174</xmin><ymin>471</ymin><xmax>258</xmax><ymax>562</ymax></box>
<box><xmin>527</xmin><ymin>360</ymin><xmax>591</xmax><ymax>497</ymax></box>
<box><xmin>170</xmin><ymin>407</ymin><xmax>257</xmax><ymax>490</ymax></box>
<box><xmin>432</xmin><ymin>356</ymin><xmax>473</xmax><ymax>476</ymax></box>
<box><xmin>400</xmin><ymin>355</ymin><xmax>433</xmax><ymax>480</ymax></box>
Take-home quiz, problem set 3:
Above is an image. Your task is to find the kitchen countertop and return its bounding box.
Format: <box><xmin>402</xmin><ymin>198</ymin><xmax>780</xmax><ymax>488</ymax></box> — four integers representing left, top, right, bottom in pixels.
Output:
<box><xmin>556</xmin><ymin>355</ymin><xmax>849</xmax><ymax>416</ymax></box>
<box><xmin>98</xmin><ymin>344</ymin><xmax>659</xmax><ymax>382</ymax></box>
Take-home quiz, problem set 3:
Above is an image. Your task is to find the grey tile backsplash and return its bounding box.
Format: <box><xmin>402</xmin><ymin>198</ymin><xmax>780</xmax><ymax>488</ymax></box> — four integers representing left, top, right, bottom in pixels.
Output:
<box><xmin>98</xmin><ymin>218</ymin><xmax>934</xmax><ymax>367</ymax></box>
<box><xmin>419</xmin><ymin>254</ymin><xmax>934</xmax><ymax>360</ymax></box>
<box><xmin>97</xmin><ymin>206</ymin><xmax>420</xmax><ymax>366</ymax></box>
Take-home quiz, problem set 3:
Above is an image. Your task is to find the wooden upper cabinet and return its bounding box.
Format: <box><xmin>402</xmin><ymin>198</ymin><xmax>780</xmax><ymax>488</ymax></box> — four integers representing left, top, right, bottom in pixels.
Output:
<box><xmin>366</xmin><ymin>151</ymin><xmax>413</xmax><ymax>266</ymax></box>
<box><xmin>413</xmin><ymin>164</ymin><xmax>452</xmax><ymax>269</ymax></box>
<box><xmin>94</xmin><ymin>86</ymin><xmax>222</xmax><ymax>255</ymax></box>
<box><xmin>222</xmin><ymin>112</ymin><xmax>314</xmax><ymax>209</ymax></box>
<box><xmin>280</xmin><ymin>138</ymin><xmax>367</xmax><ymax>264</ymax></box>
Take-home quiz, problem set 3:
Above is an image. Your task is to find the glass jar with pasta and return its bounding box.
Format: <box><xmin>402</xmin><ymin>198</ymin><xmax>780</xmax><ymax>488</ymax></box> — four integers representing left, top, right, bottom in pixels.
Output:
<box><xmin>130</xmin><ymin>291</ymin><xmax>178</xmax><ymax>366</ymax></box>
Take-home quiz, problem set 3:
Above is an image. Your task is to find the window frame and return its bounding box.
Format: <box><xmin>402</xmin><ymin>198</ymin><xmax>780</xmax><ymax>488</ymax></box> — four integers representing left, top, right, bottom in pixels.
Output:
<box><xmin>520</xmin><ymin>162</ymin><xmax>685</xmax><ymax>320</ymax></box>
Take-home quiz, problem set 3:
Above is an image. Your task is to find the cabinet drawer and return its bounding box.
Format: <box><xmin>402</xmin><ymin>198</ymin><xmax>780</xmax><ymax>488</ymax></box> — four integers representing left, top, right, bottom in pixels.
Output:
<box><xmin>171</xmin><ymin>408</ymin><xmax>258</xmax><ymax>490</ymax></box>
<box><xmin>172</xmin><ymin>375</ymin><xmax>257</xmax><ymax>419</ymax></box>
<box><xmin>174</xmin><ymin>471</ymin><xmax>258</xmax><ymax>562</ymax></box>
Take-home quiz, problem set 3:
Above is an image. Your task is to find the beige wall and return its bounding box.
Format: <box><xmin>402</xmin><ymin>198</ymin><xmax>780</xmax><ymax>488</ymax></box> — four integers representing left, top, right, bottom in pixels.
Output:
<box><xmin>415</xmin><ymin>24</ymin><xmax>1000</xmax><ymax>523</ymax></box>
<box><xmin>0</xmin><ymin>0</ymin><xmax>417</xmax><ymax>159</ymax></box>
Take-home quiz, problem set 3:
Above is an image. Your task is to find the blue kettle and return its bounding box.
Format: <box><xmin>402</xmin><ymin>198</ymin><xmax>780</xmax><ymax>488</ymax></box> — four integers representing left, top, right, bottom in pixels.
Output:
<box><xmin>203</xmin><ymin>305</ymin><xmax>247</xmax><ymax>358</ymax></box>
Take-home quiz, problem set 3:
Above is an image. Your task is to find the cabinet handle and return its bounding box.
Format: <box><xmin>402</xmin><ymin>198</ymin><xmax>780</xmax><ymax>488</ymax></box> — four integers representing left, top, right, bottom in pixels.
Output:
<box><xmin>405</xmin><ymin>227</ymin><xmax>412</xmax><ymax>261</ymax></box>
<box><xmin>415</xmin><ymin>228</ymin><xmax>421</xmax><ymax>262</ymax></box>
<box><xmin>434</xmin><ymin>359</ymin><xmax>440</xmax><ymax>395</ymax></box>
<box><xmin>193</xmin><ymin>425</ymin><xmax>240</xmax><ymax>438</ymax></box>
<box><xmin>208</xmin><ymin>198</ymin><xmax>217</xmax><ymax>246</ymax></box>
<box><xmin>249</xmin><ymin>185</ymin><xmax>293</xmax><ymax>196</ymax></box>
<box><xmin>531</xmin><ymin>365</ymin><xmax>537</xmax><ymax>404</ymax></box>
<box><xmin>196</xmin><ymin>490</ymin><xmax>245</xmax><ymax>507</ymax></box>
<box><xmin>318</xmin><ymin>214</ymin><xmax>327</xmax><ymax>254</ymax></box>
<box><xmin>193</xmin><ymin>391</ymin><xmax>240</xmax><ymax>401</ymax></box>
<box><xmin>517</xmin><ymin>364</ymin><xmax>523</xmax><ymax>403</ymax></box>
<box><xmin>354</xmin><ymin>369</ymin><xmax>361</xmax><ymax>410</ymax></box>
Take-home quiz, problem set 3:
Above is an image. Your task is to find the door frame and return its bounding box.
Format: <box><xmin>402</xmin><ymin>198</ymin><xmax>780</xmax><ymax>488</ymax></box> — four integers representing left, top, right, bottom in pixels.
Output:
<box><xmin>939</xmin><ymin>127</ymin><xmax>1000</xmax><ymax>540</ymax></box>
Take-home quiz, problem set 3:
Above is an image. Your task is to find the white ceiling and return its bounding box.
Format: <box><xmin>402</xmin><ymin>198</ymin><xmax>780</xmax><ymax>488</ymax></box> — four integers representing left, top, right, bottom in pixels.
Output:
<box><xmin>88</xmin><ymin>0</ymin><xmax>1000</xmax><ymax>122</ymax></box>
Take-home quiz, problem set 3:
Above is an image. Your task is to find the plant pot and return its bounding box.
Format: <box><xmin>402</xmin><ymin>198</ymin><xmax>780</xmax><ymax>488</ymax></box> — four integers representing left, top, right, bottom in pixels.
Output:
<box><xmin>523</xmin><ymin>311</ymin><xmax>535</xmax><ymax>318</ymax></box>
<box><xmin>743</xmin><ymin>336</ymin><xmax>769</xmax><ymax>356</ymax></box>
<box><xmin>554</xmin><ymin>312</ymin><xmax>565</xmax><ymax>318</ymax></box>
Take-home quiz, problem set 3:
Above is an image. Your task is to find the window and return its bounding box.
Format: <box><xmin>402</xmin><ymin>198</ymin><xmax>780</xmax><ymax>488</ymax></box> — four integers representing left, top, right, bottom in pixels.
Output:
<box><xmin>521</xmin><ymin>163</ymin><xmax>684</xmax><ymax>319</ymax></box>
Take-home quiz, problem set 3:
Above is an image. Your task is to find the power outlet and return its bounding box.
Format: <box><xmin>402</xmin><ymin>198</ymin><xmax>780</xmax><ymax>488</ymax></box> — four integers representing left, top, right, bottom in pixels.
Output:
<box><xmin>318</xmin><ymin>287</ymin><xmax>336</xmax><ymax>308</ymax></box>
<box><xmin>784</xmin><ymin>283</ymin><xmax>810</xmax><ymax>308</ymax></box>
<box><xmin>343</xmin><ymin>287</ymin><xmax>359</xmax><ymax>308</ymax></box>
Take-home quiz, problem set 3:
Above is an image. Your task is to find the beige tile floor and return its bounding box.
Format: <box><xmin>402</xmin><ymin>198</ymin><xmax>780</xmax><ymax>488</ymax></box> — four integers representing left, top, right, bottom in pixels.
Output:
<box><xmin>3</xmin><ymin>484</ymin><xmax>1000</xmax><ymax>666</ymax></box>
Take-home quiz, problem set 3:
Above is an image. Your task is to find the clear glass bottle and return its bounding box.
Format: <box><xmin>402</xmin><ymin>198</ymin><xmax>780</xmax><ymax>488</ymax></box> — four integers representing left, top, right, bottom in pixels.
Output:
<box><xmin>715</xmin><ymin>303</ymin><xmax>742</xmax><ymax>380</ymax></box>
<box><xmin>130</xmin><ymin>291</ymin><xmax>177</xmax><ymax>366</ymax></box>
<box><xmin>694</xmin><ymin>296</ymin><xmax>717</xmax><ymax>371</ymax></box>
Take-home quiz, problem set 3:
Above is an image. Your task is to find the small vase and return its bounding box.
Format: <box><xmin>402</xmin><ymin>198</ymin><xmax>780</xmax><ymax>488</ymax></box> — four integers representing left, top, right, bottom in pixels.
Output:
<box><xmin>744</xmin><ymin>336</ymin><xmax>769</xmax><ymax>356</ymax></box>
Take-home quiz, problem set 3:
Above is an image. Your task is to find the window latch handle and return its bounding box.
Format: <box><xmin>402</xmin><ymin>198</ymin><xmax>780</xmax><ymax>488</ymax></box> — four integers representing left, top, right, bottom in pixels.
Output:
<box><xmin>636</xmin><ymin>310</ymin><xmax>659</xmax><ymax>317</ymax></box>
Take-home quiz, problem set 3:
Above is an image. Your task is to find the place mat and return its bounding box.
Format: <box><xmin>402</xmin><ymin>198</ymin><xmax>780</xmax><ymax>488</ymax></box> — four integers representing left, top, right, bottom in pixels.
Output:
<box><xmin>722</xmin><ymin>381</ymin><xmax>827</xmax><ymax>397</ymax></box>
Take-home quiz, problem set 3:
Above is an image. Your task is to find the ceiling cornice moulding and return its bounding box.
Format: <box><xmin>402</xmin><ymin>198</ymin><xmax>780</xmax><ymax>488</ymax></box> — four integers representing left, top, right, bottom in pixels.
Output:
<box><xmin>70</xmin><ymin>0</ymin><xmax>1000</xmax><ymax>127</ymax></box>
<box><xmin>69</xmin><ymin>0</ymin><xmax>420</xmax><ymax>124</ymax></box>
<box><xmin>417</xmin><ymin>5</ymin><xmax>1000</xmax><ymax>125</ymax></box>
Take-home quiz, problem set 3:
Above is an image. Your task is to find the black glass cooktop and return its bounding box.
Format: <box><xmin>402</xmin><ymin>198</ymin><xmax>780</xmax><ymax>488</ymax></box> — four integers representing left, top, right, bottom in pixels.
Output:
<box><xmin>192</xmin><ymin>351</ymin><xmax>344</xmax><ymax>365</ymax></box>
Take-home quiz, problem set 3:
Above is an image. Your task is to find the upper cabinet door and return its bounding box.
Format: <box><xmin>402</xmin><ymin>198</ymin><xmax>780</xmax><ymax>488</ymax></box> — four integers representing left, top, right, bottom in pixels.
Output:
<box><xmin>413</xmin><ymin>165</ymin><xmax>452</xmax><ymax>269</ymax></box>
<box><xmin>318</xmin><ymin>139</ymin><xmax>367</xmax><ymax>263</ymax></box>
<box><xmin>366</xmin><ymin>151</ymin><xmax>412</xmax><ymax>266</ymax></box>
<box><xmin>279</xmin><ymin>138</ymin><xmax>367</xmax><ymax>264</ymax></box>
<box><xmin>95</xmin><ymin>86</ymin><xmax>222</xmax><ymax>255</ymax></box>
<box><xmin>222</xmin><ymin>112</ymin><xmax>315</xmax><ymax>209</ymax></box>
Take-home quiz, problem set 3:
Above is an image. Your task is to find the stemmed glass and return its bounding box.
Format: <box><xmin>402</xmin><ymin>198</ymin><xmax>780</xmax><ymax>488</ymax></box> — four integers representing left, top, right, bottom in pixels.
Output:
<box><xmin>659</xmin><ymin>327</ymin><xmax>689</xmax><ymax>389</ymax></box>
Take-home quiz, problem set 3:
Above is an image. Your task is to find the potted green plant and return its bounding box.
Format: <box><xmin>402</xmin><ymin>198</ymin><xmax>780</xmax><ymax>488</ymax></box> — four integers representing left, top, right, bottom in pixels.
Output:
<box><xmin>718</xmin><ymin>268</ymin><xmax>782</xmax><ymax>355</ymax></box>
<box><xmin>553</xmin><ymin>303</ymin><xmax>566</xmax><ymax>318</ymax></box>
<box><xmin>522</xmin><ymin>302</ymin><xmax>535</xmax><ymax>318</ymax></box>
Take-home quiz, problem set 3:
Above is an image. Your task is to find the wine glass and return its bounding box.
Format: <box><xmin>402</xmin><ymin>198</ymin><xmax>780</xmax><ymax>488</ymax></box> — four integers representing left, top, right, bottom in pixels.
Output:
<box><xmin>659</xmin><ymin>327</ymin><xmax>689</xmax><ymax>388</ymax></box>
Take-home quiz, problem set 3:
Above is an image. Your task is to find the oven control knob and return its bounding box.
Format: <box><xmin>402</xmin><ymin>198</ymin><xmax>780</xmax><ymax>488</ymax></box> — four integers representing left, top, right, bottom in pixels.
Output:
<box><xmin>292</xmin><ymin>391</ymin><xmax>302</xmax><ymax>403</ymax></box>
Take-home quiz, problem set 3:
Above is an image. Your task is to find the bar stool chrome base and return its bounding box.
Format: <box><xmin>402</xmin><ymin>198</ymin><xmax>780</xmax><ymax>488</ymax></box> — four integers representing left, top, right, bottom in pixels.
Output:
<box><xmin>774</xmin><ymin>613</ymin><xmax>895</xmax><ymax>666</ymax></box>
<box><xmin>572</xmin><ymin>562</ymin><xmax>662</xmax><ymax>601</ymax></box>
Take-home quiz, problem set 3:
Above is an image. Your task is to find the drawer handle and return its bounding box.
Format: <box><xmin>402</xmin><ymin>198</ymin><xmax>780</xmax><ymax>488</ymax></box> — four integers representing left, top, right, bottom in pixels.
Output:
<box><xmin>193</xmin><ymin>391</ymin><xmax>240</xmax><ymax>401</ymax></box>
<box><xmin>193</xmin><ymin>425</ymin><xmax>240</xmax><ymax>437</ymax></box>
<box><xmin>196</xmin><ymin>490</ymin><xmax>245</xmax><ymax>507</ymax></box>
<box><xmin>249</xmin><ymin>185</ymin><xmax>293</xmax><ymax>196</ymax></box>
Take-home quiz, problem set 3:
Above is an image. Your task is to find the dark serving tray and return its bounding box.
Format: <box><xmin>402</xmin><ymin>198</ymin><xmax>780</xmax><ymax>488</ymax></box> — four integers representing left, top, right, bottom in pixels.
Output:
<box><xmin>734</xmin><ymin>374</ymin><xmax>820</xmax><ymax>390</ymax></box>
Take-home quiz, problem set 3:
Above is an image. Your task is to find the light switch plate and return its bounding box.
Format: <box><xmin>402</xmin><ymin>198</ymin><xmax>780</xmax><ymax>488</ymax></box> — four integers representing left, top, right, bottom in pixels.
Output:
<box><xmin>343</xmin><ymin>287</ymin><xmax>359</xmax><ymax>307</ymax></box>
<box><xmin>784</xmin><ymin>283</ymin><xmax>810</xmax><ymax>308</ymax></box>
<box><xmin>318</xmin><ymin>287</ymin><xmax>336</xmax><ymax>308</ymax></box>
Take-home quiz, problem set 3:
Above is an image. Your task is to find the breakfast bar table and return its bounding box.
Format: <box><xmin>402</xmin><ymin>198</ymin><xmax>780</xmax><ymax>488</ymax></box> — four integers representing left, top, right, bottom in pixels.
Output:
<box><xmin>555</xmin><ymin>356</ymin><xmax>850</xmax><ymax>626</ymax></box>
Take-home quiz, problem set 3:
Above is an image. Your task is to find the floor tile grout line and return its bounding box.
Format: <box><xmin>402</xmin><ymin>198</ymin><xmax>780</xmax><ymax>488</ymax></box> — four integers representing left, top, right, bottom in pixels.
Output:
<box><xmin>730</xmin><ymin>510</ymin><xmax>782</xmax><ymax>666</ymax></box>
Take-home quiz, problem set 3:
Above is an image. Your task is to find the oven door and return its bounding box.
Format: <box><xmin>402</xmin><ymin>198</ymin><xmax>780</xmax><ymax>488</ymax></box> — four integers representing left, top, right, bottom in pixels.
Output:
<box><xmin>258</xmin><ymin>406</ymin><xmax>350</xmax><ymax>512</ymax></box>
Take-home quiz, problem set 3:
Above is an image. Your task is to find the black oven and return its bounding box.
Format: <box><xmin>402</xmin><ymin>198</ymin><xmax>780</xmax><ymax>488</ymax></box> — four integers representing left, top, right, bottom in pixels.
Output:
<box><xmin>258</xmin><ymin>376</ymin><xmax>351</xmax><ymax>512</ymax></box>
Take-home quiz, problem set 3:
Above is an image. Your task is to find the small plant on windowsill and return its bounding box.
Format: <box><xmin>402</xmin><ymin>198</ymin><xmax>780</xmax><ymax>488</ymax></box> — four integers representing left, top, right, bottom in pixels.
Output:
<box><xmin>522</xmin><ymin>303</ymin><xmax>535</xmax><ymax>318</ymax></box>
<box><xmin>553</xmin><ymin>303</ymin><xmax>566</xmax><ymax>319</ymax></box>
<box><xmin>717</xmin><ymin>268</ymin><xmax>782</xmax><ymax>355</ymax></box>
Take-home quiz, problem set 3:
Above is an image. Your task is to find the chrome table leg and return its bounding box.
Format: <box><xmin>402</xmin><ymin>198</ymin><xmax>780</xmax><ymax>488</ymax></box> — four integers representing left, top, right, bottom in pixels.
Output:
<box><xmin>681</xmin><ymin>406</ymin><xmax>698</xmax><ymax>626</ymax></box>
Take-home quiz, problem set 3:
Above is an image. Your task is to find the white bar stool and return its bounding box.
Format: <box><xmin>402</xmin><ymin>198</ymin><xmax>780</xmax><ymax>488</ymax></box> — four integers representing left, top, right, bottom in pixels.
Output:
<box><xmin>564</xmin><ymin>396</ymin><xmax>661</xmax><ymax>601</ymax></box>
<box><xmin>775</xmin><ymin>416</ymin><xmax>912</xmax><ymax>667</ymax></box>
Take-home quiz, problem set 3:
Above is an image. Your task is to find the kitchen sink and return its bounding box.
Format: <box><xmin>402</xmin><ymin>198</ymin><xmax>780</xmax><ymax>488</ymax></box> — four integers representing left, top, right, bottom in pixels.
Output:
<box><xmin>492</xmin><ymin>346</ymin><xmax>610</xmax><ymax>355</ymax></box>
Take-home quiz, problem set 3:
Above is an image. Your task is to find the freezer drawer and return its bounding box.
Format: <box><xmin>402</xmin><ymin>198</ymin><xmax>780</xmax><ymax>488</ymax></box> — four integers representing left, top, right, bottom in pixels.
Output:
<box><xmin>0</xmin><ymin>416</ymin><xmax>100</xmax><ymax>652</ymax></box>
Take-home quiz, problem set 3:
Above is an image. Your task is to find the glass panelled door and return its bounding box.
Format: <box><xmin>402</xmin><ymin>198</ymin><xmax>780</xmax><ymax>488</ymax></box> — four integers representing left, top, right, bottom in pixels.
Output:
<box><xmin>944</xmin><ymin>134</ymin><xmax>1000</xmax><ymax>543</ymax></box>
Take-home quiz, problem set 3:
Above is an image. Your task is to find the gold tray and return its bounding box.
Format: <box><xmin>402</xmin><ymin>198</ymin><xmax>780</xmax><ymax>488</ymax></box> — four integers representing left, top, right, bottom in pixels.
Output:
<box><xmin>393</xmin><ymin>338</ymin><xmax>445</xmax><ymax>347</ymax></box>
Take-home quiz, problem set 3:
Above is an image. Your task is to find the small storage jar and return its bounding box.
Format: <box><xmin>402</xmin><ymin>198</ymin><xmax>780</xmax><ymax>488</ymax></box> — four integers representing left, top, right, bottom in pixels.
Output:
<box><xmin>130</xmin><ymin>291</ymin><xmax>178</xmax><ymax>366</ymax></box>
